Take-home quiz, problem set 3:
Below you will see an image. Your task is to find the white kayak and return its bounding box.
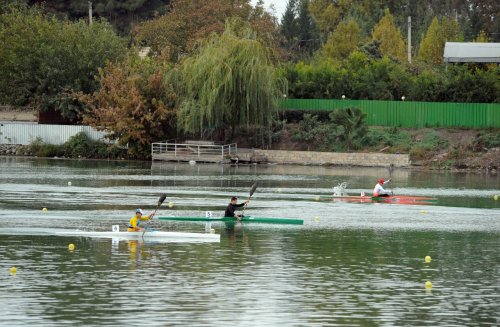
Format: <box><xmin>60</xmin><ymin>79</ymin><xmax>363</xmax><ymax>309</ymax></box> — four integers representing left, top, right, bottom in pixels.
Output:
<box><xmin>0</xmin><ymin>228</ymin><xmax>220</xmax><ymax>243</ymax></box>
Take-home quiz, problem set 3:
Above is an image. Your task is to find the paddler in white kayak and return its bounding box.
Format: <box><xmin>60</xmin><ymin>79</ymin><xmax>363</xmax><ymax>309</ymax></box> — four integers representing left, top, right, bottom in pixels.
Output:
<box><xmin>373</xmin><ymin>178</ymin><xmax>392</xmax><ymax>197</ymax></box>
<box><xmin>224</xmin><ymin>196</ymin><xmax>249</xmax><ymax>218</ymax></box>
<box><xmin>127</xmin><ymin>209</ymin><xmax>155</xmax><ymax>232</ymax></box>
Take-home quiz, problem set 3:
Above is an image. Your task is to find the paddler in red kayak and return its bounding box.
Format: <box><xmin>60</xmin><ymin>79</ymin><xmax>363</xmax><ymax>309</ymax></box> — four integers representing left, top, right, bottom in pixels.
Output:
<box><xmin>373</xmin><ymin>178</ymin><xmax>392</xmax><ymax>197</ymax></box>
<box><xmin>127</xmin><ymin>209</ymin><xmax>155</xmax><ymax>232</ymax></box>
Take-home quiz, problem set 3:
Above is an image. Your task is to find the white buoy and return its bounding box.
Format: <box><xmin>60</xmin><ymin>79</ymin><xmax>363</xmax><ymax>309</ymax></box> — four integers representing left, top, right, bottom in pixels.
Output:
<box><xmin>189</xmin><ymin>160</ymin><xmax>196</xmax><ymax>166</ymax></box>
<box><xmin>67</xmin><ymin>181</ymin><xmax>72</xmax><ymax>186</ymax></box>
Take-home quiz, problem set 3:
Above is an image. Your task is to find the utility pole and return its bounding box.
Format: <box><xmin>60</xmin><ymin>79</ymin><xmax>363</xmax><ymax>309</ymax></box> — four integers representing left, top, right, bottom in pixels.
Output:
<box><xmin>407</xmin><ymin>16</ymin><xmax>411</xmax><ymax>64</ymax></box>
<box><xmin>88</xmin><ymin>1</ymin><xmax>93</xmax><ymax>25</ymax></box>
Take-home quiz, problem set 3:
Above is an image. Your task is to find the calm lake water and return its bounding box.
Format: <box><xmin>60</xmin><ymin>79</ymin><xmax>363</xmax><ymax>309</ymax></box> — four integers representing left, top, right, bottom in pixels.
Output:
<box><xmin>1</xmin><ymin>157</ymin><xmax>499</xmax><ymax>326</ymax></box>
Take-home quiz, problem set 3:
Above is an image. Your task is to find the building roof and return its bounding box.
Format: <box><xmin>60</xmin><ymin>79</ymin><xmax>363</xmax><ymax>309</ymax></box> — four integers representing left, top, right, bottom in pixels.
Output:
<box><xmin>443</xmin><ymin>42</ymin><xmax>500</xmax><ymax>63</ymax></box>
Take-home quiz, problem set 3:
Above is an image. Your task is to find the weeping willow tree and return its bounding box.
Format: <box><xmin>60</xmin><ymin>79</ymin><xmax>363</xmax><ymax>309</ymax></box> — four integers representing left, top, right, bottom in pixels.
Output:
<box><xmin>177</xmin><ymin>20</ymin><xmax>285</xmax><ymax>143</ymax></box>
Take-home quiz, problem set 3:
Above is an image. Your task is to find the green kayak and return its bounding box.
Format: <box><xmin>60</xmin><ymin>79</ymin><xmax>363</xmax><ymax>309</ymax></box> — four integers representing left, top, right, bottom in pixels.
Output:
<box><xmin>158</xmin><ymin>216</ymin><xmax>304</xmax><ymax>225</ymax></box>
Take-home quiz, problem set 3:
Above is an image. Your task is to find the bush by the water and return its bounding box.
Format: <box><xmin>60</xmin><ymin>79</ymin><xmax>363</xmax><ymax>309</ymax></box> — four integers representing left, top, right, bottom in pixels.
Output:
<box><xmin>28</xmin><ymin>132</ymin><xmax>126</xmax><ymax>159</ymax></box>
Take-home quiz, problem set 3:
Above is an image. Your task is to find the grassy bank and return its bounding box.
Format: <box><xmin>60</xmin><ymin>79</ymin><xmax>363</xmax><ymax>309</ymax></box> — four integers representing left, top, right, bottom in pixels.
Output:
<box><xmin>233</xmin><ymin>123</ymin><xmax>500</xmax><ymax>171</ymax></box>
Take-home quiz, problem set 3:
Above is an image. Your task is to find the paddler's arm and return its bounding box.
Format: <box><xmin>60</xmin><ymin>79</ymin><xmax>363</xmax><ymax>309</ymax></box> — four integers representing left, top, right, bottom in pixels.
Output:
<box><xmin>140</xmin><ymin>213</ymin><xmax>154</xmax><ymax>221</ymax></box>
<box><xmin>235</xmin><ymin>201</ymin><xmax>248</xmax><ymax>208</ymax></box>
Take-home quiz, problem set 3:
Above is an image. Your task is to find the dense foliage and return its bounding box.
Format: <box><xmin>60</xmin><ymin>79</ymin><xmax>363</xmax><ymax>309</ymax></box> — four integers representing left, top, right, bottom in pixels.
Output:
<box><xmin>0</xmin><ymin>5</ymin><xmax>127</xmax><ymax>121</ymax></box>
<box><xmin>80</xmin><ymin>56</ymin><xmax>177</xmax><ymax>157</ymax></box>
<box><xmin>133</xmin><ymin>0</ymin><xmax>280</xmax><ymax>63</ymax></box>
<box><xmin>16</xmin><ymin>0</ymin><xmax>171</xmax><ymax>34</ymax></box>
<box><xmin>176</xmin><ymin>22</ymin><xmax>285</xmax><ymax>142</ymax></box>
<box><xmin>26</xmin><ymin>132</ymin><xmax>126</xmax><ymax>159</ymax></box>
<box><xmin>1</xmin><ymin>0</ymin><xmax>498</xmax><ymax>154</ymax></box>
<box><xmin>282</xmin><ymin>52</ymin><xmax>500</xmax><ymax>103</ymax></box>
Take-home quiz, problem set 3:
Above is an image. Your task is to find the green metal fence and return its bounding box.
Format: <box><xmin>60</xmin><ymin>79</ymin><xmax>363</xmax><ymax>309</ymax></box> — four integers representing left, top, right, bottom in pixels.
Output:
<box><xmin>281</xmin><ymin>99</ymin><xmax>500</xmax><ymax>128</ymax></box>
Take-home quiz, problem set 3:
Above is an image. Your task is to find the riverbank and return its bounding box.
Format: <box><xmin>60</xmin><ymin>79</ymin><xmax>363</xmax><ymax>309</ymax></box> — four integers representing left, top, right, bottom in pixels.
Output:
<box><xmin>1</xmin><ymin>125</ymin><xmax>499</xmax><ymax>172</ymax></box>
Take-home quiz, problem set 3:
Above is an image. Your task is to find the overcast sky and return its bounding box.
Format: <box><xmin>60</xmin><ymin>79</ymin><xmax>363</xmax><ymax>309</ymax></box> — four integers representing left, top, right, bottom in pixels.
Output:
<box><xmin>252</xmin><ymin>0</ymin><xmax>288</xmax><ymax>21</ymax></box>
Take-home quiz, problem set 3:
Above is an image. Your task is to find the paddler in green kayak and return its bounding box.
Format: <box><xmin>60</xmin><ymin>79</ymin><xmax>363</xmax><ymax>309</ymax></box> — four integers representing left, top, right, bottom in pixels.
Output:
<box><xmin>127</xmin><ymin>209</ymin><xmax>155</xmax><ymax>232</ymax></box>
<box><xmin>224</xmin><ymin>196</ymin><xmax>249</xmax><ymax>218</ymax></box>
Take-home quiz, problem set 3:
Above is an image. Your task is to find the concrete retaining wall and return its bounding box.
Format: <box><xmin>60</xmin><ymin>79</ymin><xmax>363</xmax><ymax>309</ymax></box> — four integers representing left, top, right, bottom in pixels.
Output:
<box><xmin>253</xmin><ymin>149</ymin><xmax>410</xmax><ymax>167</ymax></box>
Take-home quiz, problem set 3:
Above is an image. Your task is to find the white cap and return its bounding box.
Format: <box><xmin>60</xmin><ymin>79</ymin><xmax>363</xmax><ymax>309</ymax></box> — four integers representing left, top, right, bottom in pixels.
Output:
<box><xmin>136</xmin><ymin>209</ymin><xmax>144</xmax><ymax>214</ymax></box>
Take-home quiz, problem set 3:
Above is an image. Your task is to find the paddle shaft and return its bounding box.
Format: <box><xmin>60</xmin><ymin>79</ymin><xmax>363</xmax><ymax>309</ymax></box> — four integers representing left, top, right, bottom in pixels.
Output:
<box><xmin>143</xmin><ymin>193</ymin><xmax>167</xmax><ymax>236</ymax></box>
<box><xmin>241</xmin><ymin>183</ymin><xmax>257</xmax><ymax>217</ymax></box>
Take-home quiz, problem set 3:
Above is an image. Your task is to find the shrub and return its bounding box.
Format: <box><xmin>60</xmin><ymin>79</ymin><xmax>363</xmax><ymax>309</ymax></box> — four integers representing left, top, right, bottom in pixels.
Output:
<box><xmin>329</xmin><ymin>107</ymin><xmax>367</xmax><ymax>150</ymax></box>
<box><xmin>471</xmin><ymin>130</ymin><xmax>500</xmax><ymax>151</ymax></box>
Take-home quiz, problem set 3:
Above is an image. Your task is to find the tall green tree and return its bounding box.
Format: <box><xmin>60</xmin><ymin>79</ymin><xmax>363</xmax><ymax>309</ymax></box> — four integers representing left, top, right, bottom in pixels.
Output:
<box><xmin>371</xmin><ymin>9</ymin><xmax>406</xmax><ymax>62</ymax></box>
<box><xmin>177</xmin><ymin>22</ymin><xmax>285</xmax><ymax>142</ymax></box>
<box><xmin>308</xmin><ymin>0</ymin><xmax>352</xmax><ymax>35</ymax></box>
<box><xmin>418</xmin><ymin>16</ymin><xmax>463</xmax><ymax>64</ymax></box>
<box><xmin>417</xmin><ymin>17</ymin><xmax>442</xmax><ymax>64</ymax></box>
<box><xmin>0</xmin><ymin>5</ymin><xmax>126</xmax><ymax>121</ymax></box>
<box><xmin>322</xmin><ymin>18</ymin><xmax>362</xmax><ymax>61</ymax></box>
<box><xmin>280</xmin><ymin>0</ymin><xmax>299</xmax><ymax>55</ymax></box>
<box><xmin>295</xmin><ymin>0</ymin><xmax>321</xmax><ymax>56</ymax></box>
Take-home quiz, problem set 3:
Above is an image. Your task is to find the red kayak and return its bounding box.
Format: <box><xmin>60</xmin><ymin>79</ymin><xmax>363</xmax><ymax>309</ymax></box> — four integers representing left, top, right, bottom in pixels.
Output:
<box><xmin>319</xmin><ymin>195</ymin><xmax>437</xmax><ymax>205</ymax></box>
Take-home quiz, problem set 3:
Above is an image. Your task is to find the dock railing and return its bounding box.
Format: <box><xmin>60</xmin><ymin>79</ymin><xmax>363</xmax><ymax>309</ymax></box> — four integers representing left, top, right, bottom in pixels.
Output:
<box><xmin>151</xmin><ymin>140</ymin><xmax>237</xmax><ymax>162</ymax></box>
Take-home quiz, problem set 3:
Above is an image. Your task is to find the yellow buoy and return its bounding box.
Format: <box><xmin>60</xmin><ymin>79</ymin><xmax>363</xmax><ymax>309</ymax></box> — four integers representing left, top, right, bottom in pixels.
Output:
<box><xmin>68</xmin><ymin>181</ymin><xmax>72</xmax><ymax>186</ymax></box>
<box><xmin>9</xmin><ymin>267</ymin><xmax>17</xmax><ymax>275</ymax></box>
<box><xmin>494</xmin><ymin>195</ymin><xmax>499</xmax><ymax>201</ymax></box>
<box><xmin>42</xmin><ymin>207</ymin><xmax>48</xmax><ymax>212</ymax></box>
<box><xmin>425</xmin><ymin>281</ymin><xmax>433</xmax><ymax>289</ymax></box>
<box><xmin>314</xmin><ymin>216</ymin><xmax>320</xmax><ymax>222</ymax></box>
<box><xmin>425</xmin><ymin>255</ymin><xmax>432</xmax><ymax>263</ymax></box>
<box><xmin>420</xmin><ymin>210</ymin><xmax>427</xmax><ymax>214</ymax></box>
<box><xmin>210</xmin><ymin>228</ymin><xmax>215</xmax><ymax>234</ymax></box>
<box><xmin>168</xmin><ymin>202</ymin><xmax>174</xmax><ymax>208</ymax></box>
<box><xmin>315</xmin><ymin>196</ymin><xmax>320</xmax><ymax>201</ymax></box>
<box><xmin>68</xmin><ymin>243</ymin><xmax>75</xmax><ymax>251</ymax></box>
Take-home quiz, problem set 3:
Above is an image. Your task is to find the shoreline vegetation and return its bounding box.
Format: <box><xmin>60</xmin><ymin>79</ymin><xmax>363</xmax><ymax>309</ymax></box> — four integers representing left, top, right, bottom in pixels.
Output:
<box><xmin>1</xmin><ymin>3</ymin><xmax>498</xmax><ymax>171</ymax></box>
<box><xmin>0</xmin><ymin>129</ymin><xmax>498</xmax><ymax>173</ymax></box>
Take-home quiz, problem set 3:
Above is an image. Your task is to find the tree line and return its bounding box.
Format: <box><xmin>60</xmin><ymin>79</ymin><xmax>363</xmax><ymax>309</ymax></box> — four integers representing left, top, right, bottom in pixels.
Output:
<box><xmin>0</xmin><ymin>0</ymin><xmax>498</xmax><ymax>156</ymax></box>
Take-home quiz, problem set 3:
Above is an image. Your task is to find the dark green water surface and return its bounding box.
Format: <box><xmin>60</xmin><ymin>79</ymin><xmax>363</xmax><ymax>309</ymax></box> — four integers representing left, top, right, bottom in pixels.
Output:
<box><xmin>1</xmin><ymin>157</ymin><xmax>499</xmax><ymax>326</ymax></box>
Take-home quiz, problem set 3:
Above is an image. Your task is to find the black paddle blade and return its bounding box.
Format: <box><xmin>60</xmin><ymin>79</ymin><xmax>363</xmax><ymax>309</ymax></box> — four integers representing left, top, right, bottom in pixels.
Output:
<box><xmin>249</xmin><ymin>183</ymin><xmax>257</xmax><ymax>197</ymax></box>
<box><xmin>157</xmin><ymin>193</ymin><xmax>167</xmax><ymax>207</ymax></box>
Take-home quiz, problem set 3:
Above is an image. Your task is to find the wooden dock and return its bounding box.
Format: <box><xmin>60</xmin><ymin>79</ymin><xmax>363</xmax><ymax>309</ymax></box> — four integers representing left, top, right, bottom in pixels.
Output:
<box><xmin>151</xmin><ymin>140</ymin><xmax>237</xmax><ymax>163</ymax></box>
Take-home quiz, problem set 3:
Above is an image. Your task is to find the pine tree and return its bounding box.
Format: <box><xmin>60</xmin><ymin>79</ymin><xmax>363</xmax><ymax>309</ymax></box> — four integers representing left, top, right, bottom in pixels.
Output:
<box><xmin>296</xmin><ymin>0</ymin><xmax>321</xmax><ymax>56</ymax></box>
<box><xmin>418</xmin><ymin>16</ymin><xmax>462</xmax><ymax>64</ymax></box>
<box><xmin>323</xmin><ymin>18</ymin><xmax>362</xmax><ymax>61</ymax></box>
<box><xmin>280</xmin><ymin>0</ymin><xmax>299</xmax><ymax>53</ymax></box>
<box><xmin>418</xmin><ymin>17</ymin><xmax>442</xmax><ymax>64</ymax></box>
<box><xmin>371</xmin><ymin>8</ymin><xmax>406</xmax><ymax>62</ymax></box>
